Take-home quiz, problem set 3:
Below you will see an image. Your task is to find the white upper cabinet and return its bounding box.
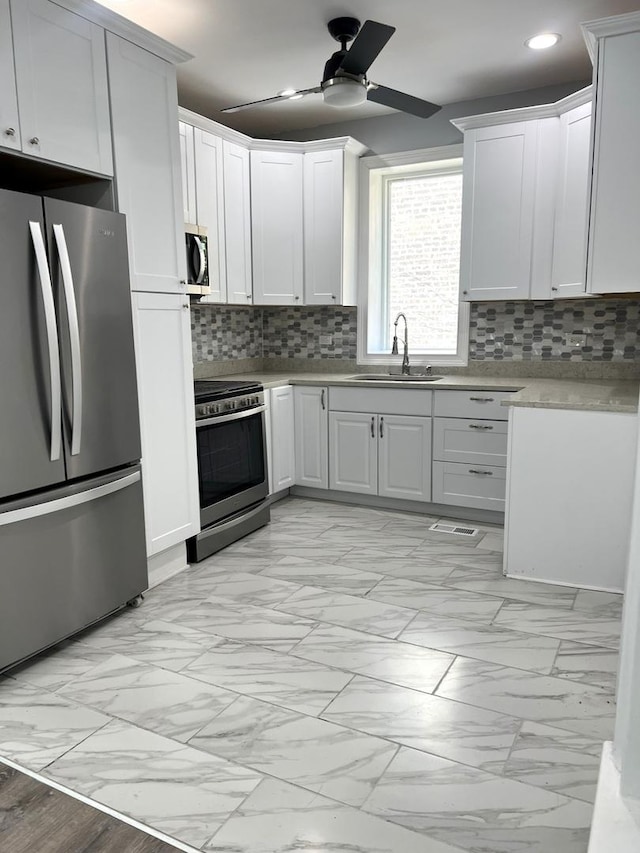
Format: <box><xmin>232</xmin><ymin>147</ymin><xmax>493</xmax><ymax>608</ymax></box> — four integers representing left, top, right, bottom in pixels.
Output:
<box><xmin>178</xmin><ymin>121</ymin><xmax>197</xmax><ymax>225</ymax></box>
<box><xmin>457</xmin><ymin>120</ymin><xmax>538</xmax><ymax>301</ymax></box>
<box><xmin>107</xmin><ymin>34</ymin><xmax>186</xmax><ymax>294</ymax></box>
<box><xmin>294</xmin><ymin>386</ymin><xmax>328</xmax><ymax>490</ymax></box>
<box><xmin>251</xmin><ymin>148</ymin><xmax>304</xmax><ymax>305</ymax></box>
<box><xmin>194</xmin><ymin>129</ymin><xmax>227</xmax><ymax>304</ymax></box>
<box><xmin>223</xmin><ymin>139</ymin><xmax>253</xmax><ymax>304</ymax></box>
<box><xmin>585</xmin><ymin>14</ymin><xmax>640</xmax><ymax>294</ymax></box>
<box><xmin>548</xmin><ymin>101</ymin><xmax>592</xmax><ymax>298</ymax></box>
<box><xmin>6</xmin><ymin>0</ymin><xmax>112</xmax><ymax>174</ymax></box>
<box><xmin>0</xmin><ymin>0</ymin><xmax>20</xmax><ymax>153</ymax></box>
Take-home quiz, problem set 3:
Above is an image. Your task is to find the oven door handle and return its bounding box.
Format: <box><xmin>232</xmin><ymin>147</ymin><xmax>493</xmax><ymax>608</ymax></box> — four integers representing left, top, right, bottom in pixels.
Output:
<box><xmin>196</xmin><ymin>405</ymin><xmax>266</xmax><ymax>428</ymax></box>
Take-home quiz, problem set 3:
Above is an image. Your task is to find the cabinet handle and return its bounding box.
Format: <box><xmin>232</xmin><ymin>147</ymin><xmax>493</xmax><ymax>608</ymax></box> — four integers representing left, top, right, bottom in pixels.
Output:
<box><xmin>469</xmin><ymin>423</ymin><xmax>493</xmax><ymax>430</ymax></box>
<box><xmin>246</xmin><ymin>294</ymin><xmax>251</xmax><ymax>300</ymax></box>
<box><xmin>370</xmin><ymin>416</ymin><xmax>375</xmax><ymax>438</ymax></box>
<box><xmin>5</xmin><ymin>127</ymin><xmax>16</xmax><ymax>137</ymax></box>
<box><xmin>321</xmin><ymin>389</ymin><xmax>325</xmax><ymax>410</ymax></box>
<box><xmin>462</xmin><ymin>290</ymin><xmax>468</xmax><ymax>295</ymax></box>
<box><xmin>469</xmin><ymin>396</ymin><xmax>494</xmax><ymax>402</ymax></box>
<box><xmin>331</xmin><ymin>294</ymin><xmax>336</xmax><ymax>300</ymax></box>
<box><xmin>294</xmin><ymin>295</ymin><xmax>300</xmax><ymax>300</ymax></box>
<box><xmin>379</xmin><ymin>416</ymin><xmax>384</xmax><ymax>438</ymax></box>
<box><xmin>551</xmin><ymin>287</ymin><xmax>558</xmax><ymax>292</ymax></box>
<box><xmin>469</xmin><ymin>469</ymin><xmax>493</xmax><ymax>476</ymax></box>
<box><xmin>183</xmin><ymin>303</ymin><xmax>189</xmax><ymax>310</ymax></box>
<box><xmin>29</xmin><ymin>136</ymin><xmax>39</xmax><ymax>145</ymax></box>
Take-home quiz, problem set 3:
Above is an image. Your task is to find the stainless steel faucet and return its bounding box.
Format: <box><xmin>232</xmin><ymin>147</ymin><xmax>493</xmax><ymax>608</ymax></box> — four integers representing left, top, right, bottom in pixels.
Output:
<box><xmin>391</xmin><ymin>312</ymin><xmax>410</xmax><ymax>374</ymax></box>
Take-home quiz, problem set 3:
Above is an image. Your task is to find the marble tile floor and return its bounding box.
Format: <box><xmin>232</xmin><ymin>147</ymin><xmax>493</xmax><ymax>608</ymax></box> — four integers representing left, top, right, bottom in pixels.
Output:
<box><xmin>0</xmin><ymin>497</ymin><xmax>623</xmax><ymax>853</ymax></box>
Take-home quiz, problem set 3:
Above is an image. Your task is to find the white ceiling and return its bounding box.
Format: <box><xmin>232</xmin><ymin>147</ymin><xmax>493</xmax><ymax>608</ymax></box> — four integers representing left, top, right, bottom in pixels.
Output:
<box><xmin>97</xmin><ymin>0</ymin><xmax>640</xmax><ymax>136</ymax></box>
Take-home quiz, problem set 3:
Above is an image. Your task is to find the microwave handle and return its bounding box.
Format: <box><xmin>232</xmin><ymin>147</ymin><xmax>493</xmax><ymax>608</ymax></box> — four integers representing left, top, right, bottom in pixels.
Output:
<box><xmin>193</xmin><ymin>235</ymin><xmax>207</xmax><ymax>285</ymax></box>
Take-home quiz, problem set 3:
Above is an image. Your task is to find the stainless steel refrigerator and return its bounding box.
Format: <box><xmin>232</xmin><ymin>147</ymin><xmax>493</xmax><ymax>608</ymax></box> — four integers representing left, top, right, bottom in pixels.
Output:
<box><xmin>0</xmin><ymin>188</ymin><xmax>147</xmax><ymax>672</ymax></box>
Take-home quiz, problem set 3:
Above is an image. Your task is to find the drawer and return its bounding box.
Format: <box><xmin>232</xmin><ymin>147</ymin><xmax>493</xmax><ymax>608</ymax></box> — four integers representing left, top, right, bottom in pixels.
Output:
<box><xmin>433</xmin><ymin>390</ymin><xmax>514</xmax><ymax>420</ymax></box>
<box><xmin>433</xmin><ymin>418</ymin><xmax>508</xmax><ymax>466</ymax></box>
<box><xmin>330</xmin><ymin>386</ymin><xmax>432</xmax><ymax>416</ymax></box>
<box><xmin>432</xmin><ymin>461</ymin><xmax>506</xmax><ymax>512</ymax></box>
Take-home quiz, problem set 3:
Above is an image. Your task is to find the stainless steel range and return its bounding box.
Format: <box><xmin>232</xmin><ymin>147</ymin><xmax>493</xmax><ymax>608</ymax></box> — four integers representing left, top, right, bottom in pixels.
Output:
<box><xmin>187</xmin><ymin>379</ymin><xmax>270</xmax><ymax>562</ymax></box>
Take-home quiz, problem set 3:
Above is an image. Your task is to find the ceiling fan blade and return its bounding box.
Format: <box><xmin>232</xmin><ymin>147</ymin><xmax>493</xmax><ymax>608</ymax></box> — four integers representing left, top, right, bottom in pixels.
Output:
<box><xmin>221</xmin><ymin>87</ymin><xmax>321</xmax><ymax>114</ymax></box>
<box><xmin>338</xmin><ymin>20</ymin><xmax>395</xmax><ymax>76</ymax></box>
<box><xmin>367</xmin><ymin>83</ymin><xmax>441</xmax><ymax>119</ymax></box>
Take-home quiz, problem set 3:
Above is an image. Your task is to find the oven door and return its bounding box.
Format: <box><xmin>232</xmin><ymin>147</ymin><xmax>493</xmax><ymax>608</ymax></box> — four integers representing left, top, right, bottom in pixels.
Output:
<box><xmin>195</xmin><ymin>406</ymin><xmax>268</xmax><ymax>528</ymax></box>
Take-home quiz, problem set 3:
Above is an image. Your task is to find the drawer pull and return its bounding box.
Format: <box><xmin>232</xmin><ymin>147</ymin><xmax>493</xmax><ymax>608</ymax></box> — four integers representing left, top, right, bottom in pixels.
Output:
<box><xmin>469</xmin><ymin>469</ymin><xmax>493</xmax><ymax>475</ymax></box>
<box><xmin>469</xmin><ymin>423</ymin><xmax>493</xmax><ymax>430</ymax></box>
<box><xmin>469</xmin><ymin>396</ymin><xmax>494</xmax><ymax>402</ymax></box>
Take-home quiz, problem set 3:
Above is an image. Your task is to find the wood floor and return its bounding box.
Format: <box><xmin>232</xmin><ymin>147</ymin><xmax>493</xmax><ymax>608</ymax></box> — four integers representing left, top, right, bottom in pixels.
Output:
<box><xmin>0</xmin><ymin>762</ymin><xmax>182</xmax><ymax>853</ymax></box>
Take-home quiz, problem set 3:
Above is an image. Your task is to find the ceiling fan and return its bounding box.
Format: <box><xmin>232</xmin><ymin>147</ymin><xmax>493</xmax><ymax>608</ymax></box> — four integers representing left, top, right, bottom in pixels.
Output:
<box><xmin>221</xmin><ymin>17</ymin><xmax>441</xmax><ymax>119</ymax></box>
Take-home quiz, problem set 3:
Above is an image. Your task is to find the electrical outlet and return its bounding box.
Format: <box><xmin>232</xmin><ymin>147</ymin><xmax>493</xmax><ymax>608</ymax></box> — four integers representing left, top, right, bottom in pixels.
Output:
<box><xmin>568</xmin><ymin>334</ymin><xmax>588</xmax><ymax>349</ymax></box>
<box><xmin>319</xmin><ymin>334</ymin><xmax>333</xmax><ymax>346</ymax></box>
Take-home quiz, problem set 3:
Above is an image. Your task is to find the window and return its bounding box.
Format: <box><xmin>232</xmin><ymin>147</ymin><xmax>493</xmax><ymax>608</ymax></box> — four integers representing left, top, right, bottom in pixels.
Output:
<box><xmin>358</xmin><ymin>145</ymin><xmax>469</xmax><ymax>366</ymax></box>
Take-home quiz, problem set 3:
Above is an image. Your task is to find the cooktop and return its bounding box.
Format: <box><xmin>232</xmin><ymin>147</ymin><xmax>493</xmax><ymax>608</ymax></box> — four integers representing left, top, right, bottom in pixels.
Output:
<box><xmin>193</xmin><ymin>379</ymin><xmax>263</xmax><ymax>403</ymax></box>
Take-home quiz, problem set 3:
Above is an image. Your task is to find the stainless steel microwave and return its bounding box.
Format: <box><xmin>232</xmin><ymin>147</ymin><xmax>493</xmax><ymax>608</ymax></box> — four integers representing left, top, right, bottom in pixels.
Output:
<box><xmin>185</xmin><ymin>224</ymin><xmax>210</xmax><ymax>297</ymax></box>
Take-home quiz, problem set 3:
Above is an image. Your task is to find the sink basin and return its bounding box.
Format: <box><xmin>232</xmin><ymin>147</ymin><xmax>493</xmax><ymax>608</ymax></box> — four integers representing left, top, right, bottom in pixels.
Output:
<box><xmin>349</xmin><ymin>374</ymin><xmax>444</xmax><ymax>382</ymax></box>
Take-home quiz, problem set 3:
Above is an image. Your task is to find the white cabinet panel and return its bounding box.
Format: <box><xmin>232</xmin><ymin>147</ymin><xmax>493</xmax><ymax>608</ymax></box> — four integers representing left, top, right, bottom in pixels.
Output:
<box><xmin>550</xmin><ymin>102</ymin><xmax>592</xmax><ymax>297</ymax></box>
<box><xmin>178</xmin><ymin>121</ymin><xmax>196</xmax><ymax>225</ymax></box>
<box><xmin>0</xmin><ymin>0</ymin><xmax>20</xmax><ymax>153</ymax></box>
<box><xmin>433</xmin><ymin>417</ymin><xmax>508</xmax><ymax>466</ymax></box>
<box><xmin>459</xmin><ymin>121</ymin><xmax>537</xmax><ymax>301</ymax></box>
<box><xmin>132</xmin><ymin>293</ymin><xmax>199</xmax><ymax>556</ymax></box>
<box><xmin>11</xmin><ymin>0</ymin><xmax>112</xmax><ymax>175</ymax></box>
<box><xmin>329</xmin><ymin>386</ymin><xmax>432</xmax><ymax>416</ymax></box>
<box><xmin>587</xmin><ymin>30</ymin><xmax>640</xmax><ymax>294</ymax></box>
<box><xmin>107</xmin><ymin>34</ymin><xmax>185</xmax><ymax>294</ymax></box>
<box><xmin>433</xmin><ymin>461</ymin><xmax>506</xmax><ymax>512</ymax></box>
<box><xmin>304</xmin><ymin>149</ymin><xmax>343</xmax><ymax>305</ymax></box>
<box><xmin>378</xmin><ymin>415</ymin><xmax>431</xmax><ymax>502</ymax></box>
<box><xmin>270</xmin><ymin>385</ymin><xmax>296</xmax><ymax>492</ymax></box>
<box><xmin>294</xmin><ymin>386</ymin><xmax>328</xmax><ymax>489</ymax></box>
<box><xmin>433</xmin><ymin>390</ymin><xmax>512</xmax><ymax>420</ymax></box>
<box><xmin>223</xmin><ymin>140</ymin><xmax>252</xmax><ymax>304</ymax></box>
<box><xmin>194</xmin><ymin>128</ymin><xmax>227</xmax><ymax>304</ymax></box>
<box><xmin>329</xmin><ymin>412</ymin><xmax>377</xmax><ymax>495</ymax></box>
<box><xmin>251</xmin><ymin>149</ymin><xmax>303</xmax><ymax>305</ymax></box>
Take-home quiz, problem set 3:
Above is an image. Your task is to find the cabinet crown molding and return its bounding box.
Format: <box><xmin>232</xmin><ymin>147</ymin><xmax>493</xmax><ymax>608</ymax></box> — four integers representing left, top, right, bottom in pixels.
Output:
<box><xmin>451</xmin><ymin>86</ymin><xmax>592</xmax><ymax>131</ymax></box>
<box><xmin>177</xmin><ymin>107</ymin><xmax>366</xmax><ymax>155</ymax></box>
<box><xmin>581</xmin><ymin>11</ymin><xmax>640</xmax><ymax>61</ymax></box>
<box><xmin>52</xmin><ymin>0</ymin><xmax>192</xmax><ymax>64</ymax></box>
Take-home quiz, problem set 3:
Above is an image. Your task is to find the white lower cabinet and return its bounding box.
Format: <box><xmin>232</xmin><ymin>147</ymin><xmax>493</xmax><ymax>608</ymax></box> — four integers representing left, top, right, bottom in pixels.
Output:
<box><xmin>294</xmin><ymin>386</ymin><xmax>328</xmax><ymax>489</ymax></box>
<box><xmin>132</xmin><ymin>293</ymin><xmax>200</xmax><ymax>556</ymax></box>
<box><xmin>433</xmin><ymin>461</ymin><xmax>506</xmax><ymax>512</ymax></box>
<box><xmin>329</xmin><ymin>411</ymin><xmax>431</xmax><ymax>502</ymax></box>
<box><xmin>269</xmin><ymin>385</ymin><xmax>296</xmax><ymax>493</ymax></box>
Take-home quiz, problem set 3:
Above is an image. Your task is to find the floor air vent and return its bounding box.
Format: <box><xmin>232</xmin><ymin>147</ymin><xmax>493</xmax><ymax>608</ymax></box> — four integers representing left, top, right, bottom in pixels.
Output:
<box><xmin>429</xmin><ymin>522</ymin><xmax>479</xmax><ymax>537</ymax></box>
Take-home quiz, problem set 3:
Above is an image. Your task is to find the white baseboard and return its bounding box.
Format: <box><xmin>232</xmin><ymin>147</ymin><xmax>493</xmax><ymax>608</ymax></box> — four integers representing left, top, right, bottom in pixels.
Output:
<box><xmin>589</xmin><ymin>742</ymin><xmax>640</xmax><ymax>852</ymax></box>
<box><xmin>147</xmin><ymin>542</ymin><xmax>188</xmax><ymax>589</ymax></box>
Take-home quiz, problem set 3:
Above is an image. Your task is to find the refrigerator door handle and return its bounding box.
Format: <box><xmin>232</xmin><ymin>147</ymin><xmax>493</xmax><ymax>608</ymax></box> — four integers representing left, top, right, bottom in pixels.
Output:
<box><xmin>0</xmin><ymin>471</ymin><xmax>140</xmax><ymax>527</ymax></box>
<box><xmin>53</xmin><ymin>223</ymin><xmax>83</xmax><ymax>456</ymax></box>
<box><xmin>29</xmin><ymin>221</ymin><xmax>62</xmax><ymax>463</ymax></box>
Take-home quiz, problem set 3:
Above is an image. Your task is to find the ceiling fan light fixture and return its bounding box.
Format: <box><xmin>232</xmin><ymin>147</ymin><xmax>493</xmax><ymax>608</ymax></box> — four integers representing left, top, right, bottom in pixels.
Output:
<box><xmin>525</xmin><ymin>32</ymin><xmax>561</xmax><ymax>50</ymax></box>
<box><xmin>322</xmin><ymin>76</ymin><xmax>368</xmax><ymax>108</ymax></box>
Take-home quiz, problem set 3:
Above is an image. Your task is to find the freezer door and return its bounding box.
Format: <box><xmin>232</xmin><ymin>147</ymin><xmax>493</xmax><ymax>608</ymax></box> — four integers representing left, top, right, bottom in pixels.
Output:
<box><xmin>44</xmin><ymin>199</ymin><xmax>141</xmax><ymax>481</ymax></box>
<box><xmin>0</xmin><ymin>466</ymin><xmax>147</xmax><ymax>672</ymax></box>
<box><xmin>0</xmin><ymin>189</ymin><xmax>66</xmax><ymax>500</ymax></box>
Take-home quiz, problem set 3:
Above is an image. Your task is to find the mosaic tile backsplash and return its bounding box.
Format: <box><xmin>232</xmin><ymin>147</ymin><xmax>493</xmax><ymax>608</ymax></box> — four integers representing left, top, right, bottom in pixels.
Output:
<box><xmin>192</xmin><ymin>299</ymin><xmax>640</xmax><ymax>365</ymax></box>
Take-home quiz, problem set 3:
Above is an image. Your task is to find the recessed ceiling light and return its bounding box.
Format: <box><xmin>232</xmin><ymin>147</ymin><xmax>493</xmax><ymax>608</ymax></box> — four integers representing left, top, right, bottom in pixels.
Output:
<box><xmin>525</xmin><ymin>33</ymin><xmax>562</xmax><ymax>50</ymax></box>
<box><xmin>278</xmin><ymin>88</ymin><xmax>297</xmax><ymax>97</ymax></box>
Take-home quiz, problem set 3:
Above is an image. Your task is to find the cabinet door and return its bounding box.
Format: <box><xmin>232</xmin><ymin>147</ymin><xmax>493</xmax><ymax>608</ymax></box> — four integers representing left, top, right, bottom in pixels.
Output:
<box><xmin>178</xmin><ymin>121</ymin><xmax>196</xmax><ymax>225</ymax></box>
<box><xmin>550</xmin><ymin>102</ymin><xmax>592</xmax><ymax>297</ymax></box>
<box><xmin>107</xmin><ymin>34</ymin><xmax>186</xmax><ymax>294</ymax></box>
<box><xmin>378</xmin><ymin>415</ymin><xmax>431</xmax><ymax>502</ymax></box>
<box><xmin>329</xmin><ymin>412</ymin><xmax>377</xmax><ymax>495</ymax></box>
<box><xmin>132</xmin><ymin>292</ymin><xmax>199</xmax><ymax>556</ymax></box>
<box><xmin>587</xmin><ymin>30</ymin><xmax>640</xmax><ymax>294</ymax></box>
<box><xmin>223</xmin><ymin>140</ymin><xmax>253</xmax><ymax>304</ymax></box>
<box><xmin>251</xmin><ymin>149</ymin><xmax>303</xmax><ymax>305</ymax></box>
<box><xmin>11</xmin><ymin>0</ymin><xmax>112</xmax><ymax>175</ymax></box>
<box><xmin>0</xmin><ymin>0</ymin><xmax>20</xmax><ymax>152</ymax></box>
<box><xmin>304</xmin><ymin>149</ymin><xmax>343</xmax><ymax>304</ymax></box>
<box><xmin>459</xmin><ymin>121</ymin><xmax>537</xmax><ymax>301</ymax></box>
<box><xmin>195</xmin><ymin>128</ymin><xmax>227</xmax><ymax>304</ymax></box>
<box><xmin>294</xmin><ymin>386</ymin><xmax>328</xmax><ymax>489</ymax></box>
<box><xmin>270</xmin><ymin>386</ymin><xmax>296</xmax><ymax>492</ymax></box>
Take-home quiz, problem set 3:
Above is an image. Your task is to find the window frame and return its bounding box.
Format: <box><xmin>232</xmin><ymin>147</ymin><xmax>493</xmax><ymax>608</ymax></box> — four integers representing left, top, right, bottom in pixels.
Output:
<box><xmin>357</xmin><ymin>144</ymin><xmax>469</xmax><ymax>367</ymax></box>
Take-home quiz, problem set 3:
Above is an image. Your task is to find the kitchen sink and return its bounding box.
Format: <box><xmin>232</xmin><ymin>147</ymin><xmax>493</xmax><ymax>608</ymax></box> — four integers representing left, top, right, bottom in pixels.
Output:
<box><xmin>349</xmin><ymin>374</ymin><xmax>444</xmax><ymax>382</ymax></box>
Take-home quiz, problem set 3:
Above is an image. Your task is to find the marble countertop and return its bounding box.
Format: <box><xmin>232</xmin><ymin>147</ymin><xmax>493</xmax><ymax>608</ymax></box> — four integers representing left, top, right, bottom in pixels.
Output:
<box><xmin>201</xmin><ymin>371</ymin><xmax>639</xmax><ymax>413</ymax></box>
